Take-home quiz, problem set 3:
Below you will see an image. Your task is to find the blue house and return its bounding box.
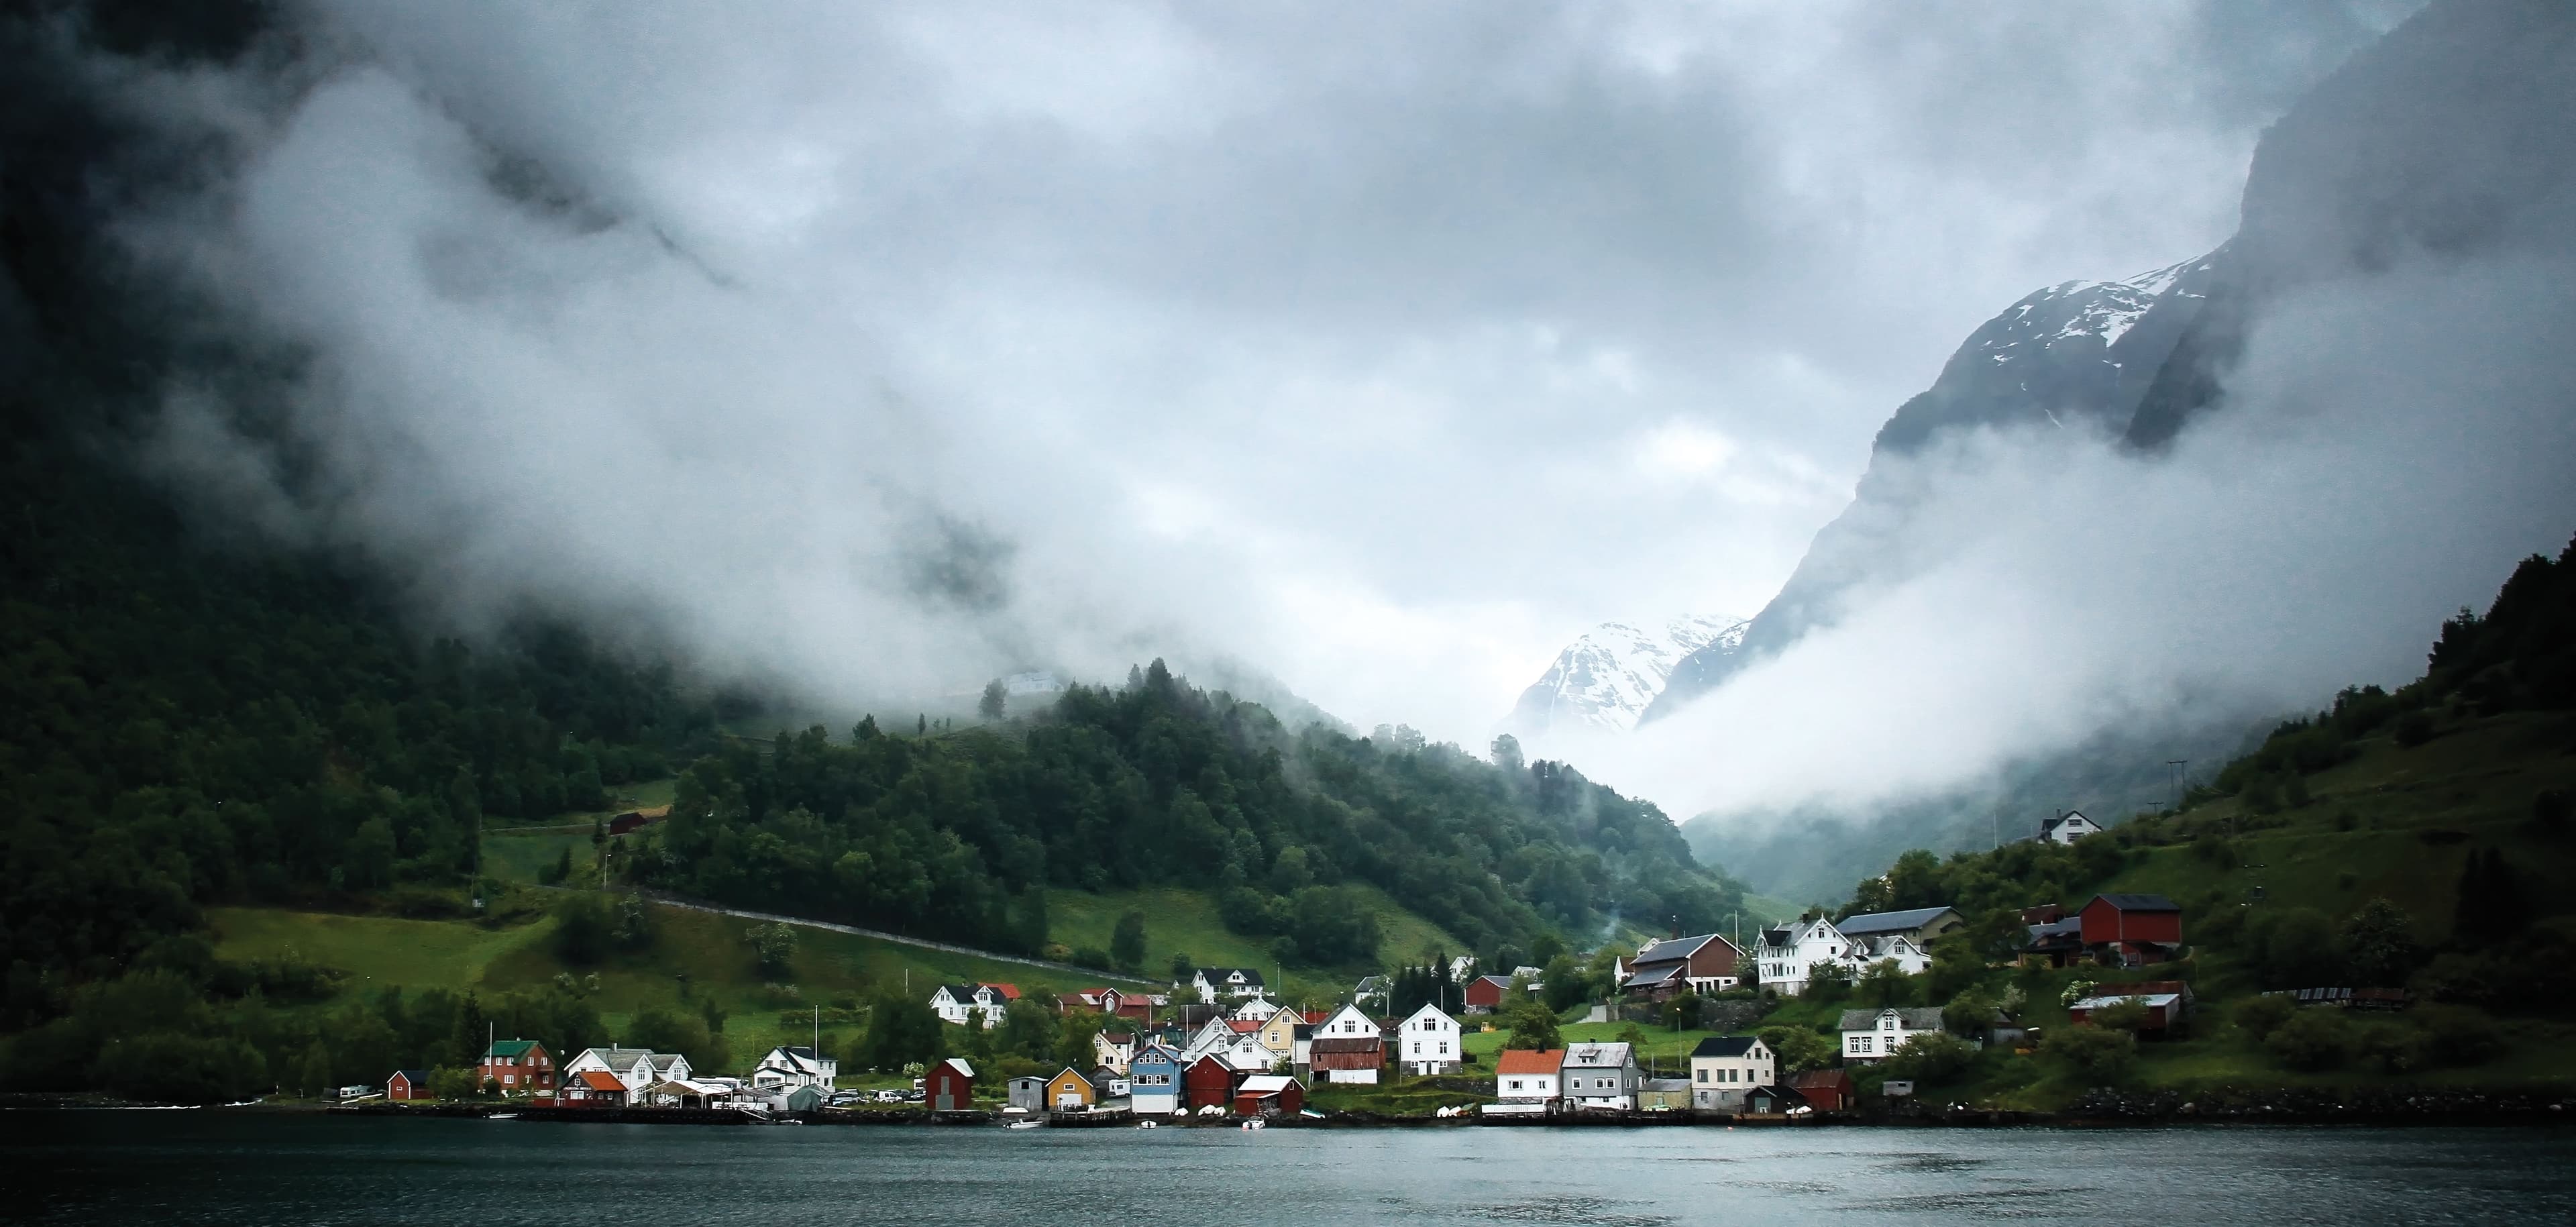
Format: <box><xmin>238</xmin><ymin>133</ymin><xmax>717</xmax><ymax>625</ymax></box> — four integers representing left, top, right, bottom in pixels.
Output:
<box><xmin>1126</xmin><ymin>1041</ymin><xmax>1184</xmax><ymax>1115</ymax></box>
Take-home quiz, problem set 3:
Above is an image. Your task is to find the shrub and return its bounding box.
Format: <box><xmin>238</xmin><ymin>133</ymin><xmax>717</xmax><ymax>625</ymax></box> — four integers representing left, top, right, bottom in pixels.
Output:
<box><xmin>553</xmin><ymin>894</ymin><xmax>613</xmax><ymax>966</ymax></box>
<box><xmin>99</xmin><ymin>1032</ymin><xmax>270</xmax><ymax>1104</ymax></box>
<box><xmin>2392</xmin><ymin>710</ymin><xmax>2436</xmax><ymax>747</ymax></box>
<box><xmin>2086</xmin><ymin>1000</ymin><xmax>2150</xmax><ymax>1035</ymax></box>
<box><xmin>2233</xmin><ymin>994</ymin><xmax>2296</xmax><ymax>1043</ymax></box>
<box><xmin>2416</xmin><ymin>1004</ymin><xmax>2506</xmax><ymax>1067</ymax></box>
<box><xmin>2359</xmin><ymin>1024</ymin><xmax>2430</xmax><ymax>1073</ymax></box>
<box><xmin>1756</xmin><ymin>1024</ymin><xmax>1836</xmax><ymax>1074</ymax></box>
<box><xmin>1884</xmin><ymin>1032</ymin><xmax>1978</xmax><ymax>1084</ymax></box>
<box><xmin>2266</xmin><ymin>1010</ymin><xmax>2355</xmax><ymax>1071</ymax></box>
<box><xmin>2041</xmin><ymin>1024</ymin><xmax>2135</xmax><ymax>1085</ymax></box>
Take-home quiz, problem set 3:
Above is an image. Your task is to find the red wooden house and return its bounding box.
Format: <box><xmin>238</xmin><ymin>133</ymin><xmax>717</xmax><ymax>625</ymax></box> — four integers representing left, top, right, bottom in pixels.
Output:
<box><xmin>926</xmin><ymin>1057</ymin><xmax>977</xmax><ymax>1112</ymax></box>
<box><xmin>1232</xmin><ymin>1074</ymin><xmax>1304</xmax><ymax>1116</ymax></box>
<box><xmin>1463</xmin><ymin>975</ymin><xmax>1513</xmax><ymax>1014</ymax></box>
<box><xmin>387</xmin><ymin>1069</ymin><xmax>433</xmax><ymax>1102</ymax></box>
<box><xmin>1787</xmin><ymin>1069</ymin><xmax>1855</xmax><ymax>1112</ymax></box>
<box><xmin>479</xmin><ymin>1039</ymin><xmax>553</xmax><ymax>1092</ymax></box>
<box><xmin>2079</xmin><ymin>894</ymin><xmax>2182</xmax><ymax>964</ymax></box>
<box><xmin>1182</xmin><ymin>1055</ymin><xmax>1242</xmax><ymax>1111</ymax></box>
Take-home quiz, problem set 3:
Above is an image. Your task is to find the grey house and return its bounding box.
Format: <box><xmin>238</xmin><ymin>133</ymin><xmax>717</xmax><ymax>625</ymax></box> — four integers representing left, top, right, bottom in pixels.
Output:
<box><xmin>1007</xmin><ymin>1075</ymin><xmax>1049</xmax><ymax>1112</ymax></box>
<box><xmin>1560</xmin><ymin>1042</ymin><xmax>1640</xmax><ymax>1111</ymax></box>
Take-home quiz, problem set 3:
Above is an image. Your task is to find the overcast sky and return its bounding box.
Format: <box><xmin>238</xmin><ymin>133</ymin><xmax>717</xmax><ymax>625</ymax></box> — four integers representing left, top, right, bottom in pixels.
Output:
<box><xmin>123</xmin><ymin>0</ymin><xmax>2422</xmax><ymax>755</ymax></box>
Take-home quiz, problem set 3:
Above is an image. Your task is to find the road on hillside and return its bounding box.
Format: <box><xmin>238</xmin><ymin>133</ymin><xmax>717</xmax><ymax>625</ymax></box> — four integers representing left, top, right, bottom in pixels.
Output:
<box><xmin>586</xmin><ymin>887</ymin><xmax>1161</xmax><ymax>988</ymax></box>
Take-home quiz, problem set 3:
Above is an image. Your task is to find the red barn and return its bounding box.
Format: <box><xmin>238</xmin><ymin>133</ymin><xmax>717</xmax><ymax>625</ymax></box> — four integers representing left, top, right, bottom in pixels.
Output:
<box><xmin>925</xmin><ymin>1057</ymin><xmax>977</xmax><ymax>1112</ymax></box>
<box><xmin>387</xmin><ymin>1069</ymin><xmax>433</xmax><ymax>1102</ymax></box>
<box><xmin>1464</xmin><ymin>975</ymin><xmax>1513</xmax><ymax>1014</ymax></box>
<box><xmin>1232</xmin><ymin>1074</ymin><xmax>1304</xmax><ymax>1116</ymax></box>
<box><xmin>1182</xmin><ymin>1055</ymin><xmax>1242</xmax><ymax>1110</ymax></box>
<box><xmin>2079</xmin><ymin>894</ymin><xmax>2182</xmax><ymax>964</ymax></box>
<box><xmin>1788</xmin><ymin>1069</ymin><xmax>1856</xmax><ymax>1112</ymax></box>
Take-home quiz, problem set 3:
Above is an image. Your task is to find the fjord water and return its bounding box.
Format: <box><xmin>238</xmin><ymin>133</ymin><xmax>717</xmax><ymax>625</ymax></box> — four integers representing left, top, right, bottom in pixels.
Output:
<box><xmin>11</xmin><ymin>1114</ymin><xmax>2575</xmax><ymax>1224</ymax></box>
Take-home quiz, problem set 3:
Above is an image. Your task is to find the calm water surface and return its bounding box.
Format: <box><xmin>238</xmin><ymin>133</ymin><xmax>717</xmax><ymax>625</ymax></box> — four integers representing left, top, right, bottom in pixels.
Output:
<box><xmin>8</xmin><ymin>1112</ymin><xmax>2574</xmax><ymax>1225</ymax></box>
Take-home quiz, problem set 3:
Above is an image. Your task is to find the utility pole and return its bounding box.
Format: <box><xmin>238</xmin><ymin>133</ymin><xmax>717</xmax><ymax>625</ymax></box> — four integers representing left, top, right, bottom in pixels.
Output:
<box><xmin>2166</xmin><ymin>760</ymin><xmax>2190</xmax><ymax>813</ymax></box>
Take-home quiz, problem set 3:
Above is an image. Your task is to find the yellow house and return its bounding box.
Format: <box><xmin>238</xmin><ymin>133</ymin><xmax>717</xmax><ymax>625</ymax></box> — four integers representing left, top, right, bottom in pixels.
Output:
<box><xmin>1044</xmin><ymin>1067</ymin><xmax>1096</xmax><ymax>1110</ymax></box>
<box><xmin>1256</xmin><ymin>1008</ymin><xmax>1309</xmax><ymax>1065</ymax></box>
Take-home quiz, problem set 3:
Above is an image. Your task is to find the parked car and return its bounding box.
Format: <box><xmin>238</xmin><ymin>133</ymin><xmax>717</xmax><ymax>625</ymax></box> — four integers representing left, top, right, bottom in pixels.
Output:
<box><xmin>827</xmin><ymin>1091</ymin><xmax>866</xmax><ymax>1107</ymax></box>
<box><xmin>874</xmin><ymin>1089</ymin><xmax>905</xmax><ymax>1103</ymax></box>
<box><xmin>902</xmin><ymin>1090</ymin><xmax>925</xmax><ymax>1103</ymax></box>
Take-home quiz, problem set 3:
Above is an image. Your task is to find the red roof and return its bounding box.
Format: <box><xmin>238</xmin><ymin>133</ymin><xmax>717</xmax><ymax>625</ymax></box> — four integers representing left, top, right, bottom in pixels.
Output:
<box><xmin>1495</xmin><ymin>1049</ymin><xmax>1564</xmax><ymax>1076</ymax></box>
<box><xmin>1227</xmin><ymin>1019</ymin><xmax>1262</xmax><ymax>1033</ymax></box>
<box><xmin>573</xmin><ymin>1070</ymin><xmax>625</xmax><ymax>1091</ymax></box>
<box><xmin>980</xmin><ymin>982</ymin><xmax>1022</xmax><ymax>1000</ymax></box>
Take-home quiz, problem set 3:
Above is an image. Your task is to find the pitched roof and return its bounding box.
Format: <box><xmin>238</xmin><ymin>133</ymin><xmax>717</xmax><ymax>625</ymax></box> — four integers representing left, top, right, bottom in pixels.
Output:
<box><xmin>1473</xmin><ymin>975</ymin><xmax>1513</xmax><ymax>989</ymax></box>
<box><xmin>1838</xmin><ymin>1007</ymin><xmax>1947</xmax><ymax>1032</ymax></box>
<box><xmin>1631</xmin><ymin>933</ymin><xmax>1734</xmax><ymax>965</ymax></box>
<box><xmin>979</xmin><ymin>982</ymin><xmax>1022</xmax><ymax>1000</ymax></box>
<box><xmin>940</xmin><ymin>983</ymin><xmax>979</xmax><ymax>1001</ymax></box>
<box><xmin>1236</xmin><ymin>1075</ymin><xmax>1297</xmax><ymax>1095</ymax></box>
<box><xmin>1226</xmin><ymin>1019</ymin><xmax>1262</xmax><ymax>1033</ymax></box>
<box><xmin>1788</xmin><ymin>1068</ymin><xmax>1854</xmax><ymax>1089</ymax></box>
<box><xmin>1495</xmin><ymin>1049</ymin><xmax>1564</xmax><ymax>1076</ymax></box>
<box><xmin>573</xmin><ymin>1070</ymin><xmax>626</xmax><ymax>1091</ymax></box>
<box><xmin>1758</xmin><ymin>928</ymin><xmax>1793</xmax><ymax>949</ymax></box>
<box><xmin>2090</xmin><ymin>892</ymin><xmax>2180</xmax><ymax>912</ymax></box>
<box><xmin>392</xmin><ymin>1069</ymin><xmax>431</xmax><ymax>1085</ymax></box>
<box><xmin>1835</xmin><ymin>906</ymin><xmax>1959</xmax><ymax>937</ymax></box>
<box><xmin>1623</xmin><ymin>964</ymin><xmax>1680</xmax><ymax>987</ymax></box>
<box><xmin>484</xmin><ymin>1039</ymin><xmax>541</xmax><ymax>1059</ymax></box>
<box><xmin>1307</xmin><ymin>1036</ymin><xmax>1382</xmax><ymax>1055</ymax></box>
<box><xmin>574</xmin><ymin>1046</ymin><xmax>657</xmax><ymax>1067</ymax></box>
<box><xmin>1689</xmin><ymin>1036</ymin><xmax>1759</xmax><ymax>1059</ymax></box>
<box><xmin>1562</xmin><ymin>1042</ymin><xmax>1633</xmax><ymax>1069</ymax></box>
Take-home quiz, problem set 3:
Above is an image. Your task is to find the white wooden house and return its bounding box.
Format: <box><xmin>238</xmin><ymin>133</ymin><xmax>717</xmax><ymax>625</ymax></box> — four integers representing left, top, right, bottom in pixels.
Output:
<box><xmin>750</xmin><ymin>1045</ymin><xmax>837</xmax><ymax>1092</ymax></box>
<box><xmin>564</xmin><ymin>1047</ymin><xmax>692</xmax><ymax>1096</ymax></box>
<box><xmin>1752</xmin><ymin>917</ymin><xmax>1862</xmax><ymax>996</ymax></box>
<box><xmin>1394</xmin><ymin>1002</ymin><xmax>1462</xmax><ymax>1075</ymax></box>
<box><xmin>1840</xmin><ymin>1007</ymin><xmax>1945</xmax><ymax>1063</ymax></box>
<box><xmin>2039</xmin><ymin>810</ymin><xmax>2102</xmax><ymax>845</ymax></box>
<box><xmin>1092</xmin><ymin>1030</ymin><xmax>1134</xmax><ymax>1074</ymax></box>
<box><xmin>1313</xmin><ymin>1002</ymin><xmax>1381</xmax><ymax>1041</ymax></box>
<box><xmin>929</xmin><ymin>983</ymin><xmax>1015</xmax><ymax>1028</ymax></box>
<box><xmin>1191</xmin><ymin>967</ymin><xmax>1267</xmax><ymax>1000</ymax></box>
<box><xmin>1686</xmin><ymin>1036</ymin><xmax>1774</xmax><ymax>1109</ymax></box>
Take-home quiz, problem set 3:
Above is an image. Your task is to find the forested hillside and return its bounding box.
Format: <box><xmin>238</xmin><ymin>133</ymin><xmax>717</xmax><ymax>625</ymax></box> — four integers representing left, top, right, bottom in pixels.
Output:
<box><xmin>641</xmin><ymin>668</ymin><xmax>1746</xmax><ymax>972</ymax></box>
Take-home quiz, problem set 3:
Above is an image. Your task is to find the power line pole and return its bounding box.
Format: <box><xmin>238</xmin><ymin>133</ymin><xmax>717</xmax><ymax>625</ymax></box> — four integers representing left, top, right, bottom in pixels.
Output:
<box><xmin>2165</xmin><ymin>759</ymin><xmax>2189</xmax><ymax>813</ymax></box>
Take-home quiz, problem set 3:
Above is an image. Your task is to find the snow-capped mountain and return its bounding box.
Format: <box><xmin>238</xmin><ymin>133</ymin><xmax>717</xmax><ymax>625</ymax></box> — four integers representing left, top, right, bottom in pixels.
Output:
<box><xmin>1505</xmin><ymin>615</ymin><xmax>1748</xmax><ymax>738</ymax></box>
<box><xmin>1646</xmin><ymin>252</ymin><xmax>2217</xmax><ymax>724</ymax></box>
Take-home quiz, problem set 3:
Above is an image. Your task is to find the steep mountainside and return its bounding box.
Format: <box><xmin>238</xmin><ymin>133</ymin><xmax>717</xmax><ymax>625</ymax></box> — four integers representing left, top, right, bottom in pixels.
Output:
<box><xmin>1664</xmin><ymin>0</ymin><xmax>2576</xmax><ymax>900</ymax></box>
<box><xmin>1506</xmin><ymin>615</ymin><xmax>1746</xmax><ymax>739</ymax></box>
<box><xmin>1652</xmin><ymin>0</ymin><xmax>2576</xmax><ymax>723</ymax></box>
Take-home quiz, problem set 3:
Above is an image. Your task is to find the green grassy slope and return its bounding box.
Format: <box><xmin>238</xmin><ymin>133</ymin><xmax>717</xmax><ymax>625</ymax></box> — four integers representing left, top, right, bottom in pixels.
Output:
<box><xmin>1044</xmin><ymin>884</ymin><xmax>1470</xmax><ymax>1004</ymax></box>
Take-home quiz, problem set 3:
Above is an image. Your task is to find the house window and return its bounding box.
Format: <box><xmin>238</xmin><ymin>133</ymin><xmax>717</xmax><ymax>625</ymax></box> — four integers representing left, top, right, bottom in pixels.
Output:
<box><xmin>1696</xmin><ymin>1069</ymin><xmax>1708</xmax><ymax>1083</ymax></box>
<box><xmin>1438</xmin><ymin>1042</ymin><xmax>1448</xmax><ymax>1055</ymax></box>
<box><xmin>1509</xmin><ymin>1079</ymin><xmax>1523</xmax><ymax>1090</ymax></box>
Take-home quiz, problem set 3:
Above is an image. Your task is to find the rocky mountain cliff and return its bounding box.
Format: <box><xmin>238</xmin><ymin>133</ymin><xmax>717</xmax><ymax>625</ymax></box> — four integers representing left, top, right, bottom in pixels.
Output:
<box><xmin>1668</xmin><ymin>0</ymin><xmax>2576</xmax><ymax>898</ymax></box>
<box><xmin>1652</xmin><ymin>0</ymin><xmax>2576</xmax><ymax>726</ymax></box>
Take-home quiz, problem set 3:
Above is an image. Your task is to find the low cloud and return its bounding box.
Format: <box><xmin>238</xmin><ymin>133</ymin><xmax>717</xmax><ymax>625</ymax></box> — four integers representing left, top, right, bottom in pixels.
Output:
<box><xmin>62</xmin><ymin>1</ymin><xmax>2403</xmax><ymax>737</ymax></box>
<box><xmin>1609</xmin><ymin>250</ymin><xmax>2576</xmax><ymax>817</ymax></box>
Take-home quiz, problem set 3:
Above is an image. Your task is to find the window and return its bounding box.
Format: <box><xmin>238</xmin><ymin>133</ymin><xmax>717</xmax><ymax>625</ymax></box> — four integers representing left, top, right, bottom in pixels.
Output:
<box><xmin>1854</xmin><ymin>1036</ymin><xmax>1873</xmax><ymax>1054</ymax></box>
<box><xmin>1696</xmin><ymin>1069</ymin><xmax>1708</xmax><ymax>1083</ymax></box>
<box><xmin>1411</xmin><ymin>1043</ymin><xmax>1421</xmax><ymax>1055</ymax></box>
<box><xmin>1438</xmin><ymin>1042</ymin><xmax>1448</xmax><ymax>1055</ymax></box>
<box><xmin>1509</xmin><ymin>1079</ymin><xmax>1523</xmax><ymax>1090</ymax></box>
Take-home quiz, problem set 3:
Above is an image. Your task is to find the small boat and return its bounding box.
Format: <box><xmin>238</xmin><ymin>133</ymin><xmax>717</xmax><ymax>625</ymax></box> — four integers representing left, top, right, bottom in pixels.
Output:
<box><xmin>1239</xmin><ymin>1118</ymin><xmax>1265</xmax><ymax>1131</ymax></box>
<box><xmin>487</xmin><ymin>1113</ymin><xmax>519</xmax><ymax>1120</ymax></box>
<box><xmin>1135</xmin><ymin>1120</ymin><xmax>1158</xmax><ymax>1129</ymax></box>
<box><xmin>1006</xmin><ymin>1118</ymin><xmax>1044</xmax><ymax>1130</ymax></box>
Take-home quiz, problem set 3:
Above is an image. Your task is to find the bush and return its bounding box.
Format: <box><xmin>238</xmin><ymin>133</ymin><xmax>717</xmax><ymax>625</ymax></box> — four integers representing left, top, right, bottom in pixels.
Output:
<box><xmin>2416</xmin><ymin>1004</ymin><xmax>2506</xmax><ymax>1067</ymax></box>
<box><xmin>2266</xmin><ymin>1010</ymin><xmax>2355</xmax><ymax>1071</ymax></box>
<box><xmin>2086</xmin><ymin>1000</ymin><xmax>2150</xmax><ymax>1035</ymax></box>
<box><xmin>99</xmin><ymin>1032</ymin><xmax>270</xmax><ymax>1104</ymax></box>
<box><xmin>2041</xmin><ymin>1025</ymin><xmax>2135</xmax><ymax>1085</ymax></box>
<box><xmin>2392</xmin><ymin>710</ymin><xmax>2436</xmax><ymax>747</ymax></box>
<box><xmin>2233</xmin><ymin>994</ymin><xmax>2296</xmax><ymax>1043</ymax></box>
<box><xmin>553</xmin><ymin>894</ymin><xmax>613</xmax><ymax>966</ymax></box>
<box><xmin>1884</xmin><ymin>1032</ymin><xmax>1978</xmax><ymax>1084</ymax></box>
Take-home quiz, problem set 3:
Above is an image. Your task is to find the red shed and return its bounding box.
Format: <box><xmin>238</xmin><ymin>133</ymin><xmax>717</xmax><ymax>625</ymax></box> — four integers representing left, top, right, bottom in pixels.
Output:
<box><xmin>1788</xmin><ymin>1069</ymin><xmax>1856</xmax><ymax>1112</ymax></box>
<box><xmin>1231</xmin><ymin>1074</ymin><xmax>1305</xmax><ymax>1116</ymax></box>
<box><xmin>387</xmin><ymin>1069</ymin><xmax>433</xmax><ymax>1102</ymax></box>
<box><xmin>1464</xmin><ymin>975</ymin><xmax>1513</xmax><ymax>1013</ymax></box>
<box><xmin>2079</xmin><ymin>894</ymin><xmax>2182</xmax><ymax>947</ymax></box>
<box><xmin>1182</xmin><ymin>1055</ymin><xmax>1242</xmax><ymax>1110</ymax></box>
<box><xmin>926</xmin><ymin>1057</ymin><xmax>977</xmax><ymax>1112</ymax></box>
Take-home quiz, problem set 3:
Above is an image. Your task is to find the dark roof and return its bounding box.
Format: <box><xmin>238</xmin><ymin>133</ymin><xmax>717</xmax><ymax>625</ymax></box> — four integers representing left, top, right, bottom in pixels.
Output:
<box><xmin>1307</xmin><ymin>1037</ymin><xmax>1382</xmax><ymax>1055</ymax></box>
<box><xmin>1759</xmin><ymin>928</ymin><xmax>1792</xmax><ymax>949</ymax></box>
<box><xmin>1834</xmin><ymin>906</ymin><xmax>1959</xmax><ymax>937</ymax></box>
<box><xmin>2040</xmin><ymin>810</ymin><xmax>2094</xmax><ymax>831</ymax></box>
<box><xmin>2089</xmin><ymin>893</ymin><xmax>2180</xmax><ymax>912</ymax></box>
<box><xmin>1631</xmin><ymin>933</ymin><xmax>1729</xmax><ymax>964</ymax></box>
<box><xmin>1623</xmin><ymin>964</ymin><xmax>1679</xmax><ymax>987</ymax></box>
<box><xmin>1788</xmin><ymin>1068</ymin><xmax>1854</xmax><ymax>1089</ymax></box>
<box><xmin>392</xmin><ymin>1069</ymin><xmax>431</xmax><ymax>1085</ymax></box>
<box><xmin>1474</xmin><ymin>974</ymin><xmax>1513</xmax><ymax>988</ymax></box>
<box><xmin>1839</xmin><ymin>1007</ymin><xmax>1945</xmax><ymax>1032</ymax></box>
<box><xmin>1203</xmin><ymin>967</ymin><xmax>1266</xmax><ymax>985</ymax></box>
<box><xmin>1689</xmin><ymin>1036</ymin><xmax>1758</xmax><ymax>1059</ymax></box>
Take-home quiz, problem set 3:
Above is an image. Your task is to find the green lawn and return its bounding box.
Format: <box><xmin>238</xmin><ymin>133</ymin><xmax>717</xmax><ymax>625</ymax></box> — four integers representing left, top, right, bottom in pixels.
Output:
<box><xmin>481</xmin><ymin>833</ymin><xmax>597</xmax><ymax>886</ymax></box>
<box><xmin>1044</xmin><ymin>884</ymin><xmax>1469</xmax><ymax>1005</ymax></box>
<box><xmin>210</xmin><ymin>896</ymin><xmax>1108</xmax><ymax>1077</ymax></box>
